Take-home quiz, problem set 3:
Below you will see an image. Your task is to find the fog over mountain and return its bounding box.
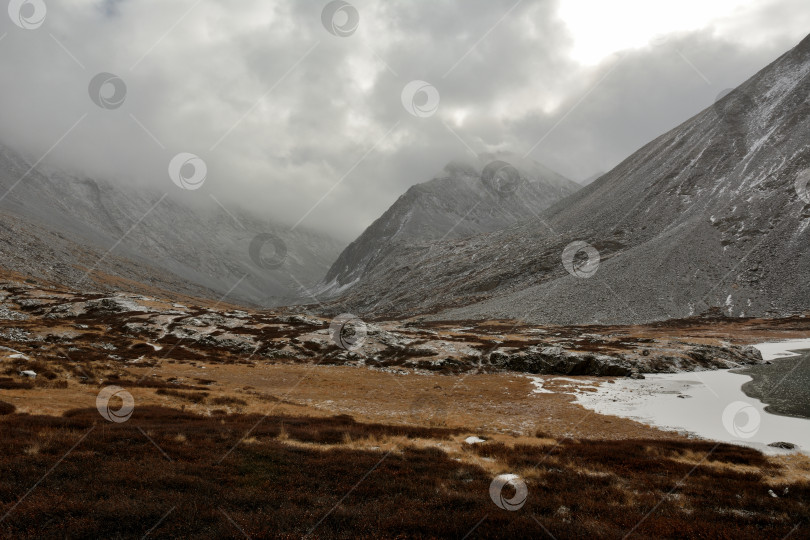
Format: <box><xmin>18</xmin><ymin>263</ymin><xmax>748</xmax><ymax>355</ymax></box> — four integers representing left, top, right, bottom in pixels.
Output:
<box><xmin>1</xmin><ymin>0</ymin><xmax>809</xmax><ymax>241</ymax></box>
<box><xmin>325</xmin><ymin>33</ymin><xmax>810</xmax><ymax>324</ymax></box>
<box><xmin>0</xmin><ymin>143</ymin><xmax>343</xmax><ymax>306</ymax></box>
<box><xmin>320</xmin><ymin>154</ymin><xmax>580</xmax><ymax>294</ymax></box>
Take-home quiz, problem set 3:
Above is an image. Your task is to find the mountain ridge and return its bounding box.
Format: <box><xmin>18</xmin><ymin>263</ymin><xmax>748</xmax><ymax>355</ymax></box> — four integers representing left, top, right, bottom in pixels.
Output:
<box><xmin>319</xmin><ymin>155</ymin><xmax>580</xmax><ymax>295</ymax></box>
<box><xmin>322</xmin><ymin>33</ymin><xmax>810</xmax><ymax>324</ymax></box>
<box><xmin>0</xmin><ymin>144</ymin><xmax>344</xmax><ymax>307</ymax></box>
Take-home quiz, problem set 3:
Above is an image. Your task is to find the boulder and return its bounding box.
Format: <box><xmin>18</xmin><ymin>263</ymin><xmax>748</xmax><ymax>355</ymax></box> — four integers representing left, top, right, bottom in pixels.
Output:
<box><xmin>488</xmin><ymin>346</ymin><xmax>633</xmax><ymax>376</ymax></box>
<box><xmin>685</xmin><ymin>344</ymin><xmax>763</xmax><ymax>368</ymax></box>
<box><xmin>768</xmin><ymin>441</ymin><xmax>797</xmax><ymax>450</ymax></box>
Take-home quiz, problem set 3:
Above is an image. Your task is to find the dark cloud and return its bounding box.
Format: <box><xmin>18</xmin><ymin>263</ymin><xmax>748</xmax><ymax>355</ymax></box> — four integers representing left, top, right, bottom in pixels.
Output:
<box><xmin>0</xmin><ymin>0</ymin><xmax>807</xmax><ymax>242</ymax></box>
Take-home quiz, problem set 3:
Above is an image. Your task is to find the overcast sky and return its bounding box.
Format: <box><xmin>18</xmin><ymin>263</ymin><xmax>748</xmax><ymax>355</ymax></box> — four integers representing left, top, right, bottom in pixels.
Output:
<box><xmin>1</xmin><ymin>0</ymin><xmax>809</xmax><ymax>241</ymax></box>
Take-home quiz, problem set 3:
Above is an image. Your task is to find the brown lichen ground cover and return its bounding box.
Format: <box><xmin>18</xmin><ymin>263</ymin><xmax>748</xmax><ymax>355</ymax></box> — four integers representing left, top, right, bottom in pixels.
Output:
<box><xmin>3</xmin><ymin>359</ymin><xmax>809</xmax><ymax>538</ymax></box>
<box><xmin>0</xmin><ymin>406</ymin><xmax>808</xmax><ymax>539</ymax></box>
<box><xmin>1</xmin><ymin>273</ymin><xmax>809</xmax><ymax>537</ymax></box>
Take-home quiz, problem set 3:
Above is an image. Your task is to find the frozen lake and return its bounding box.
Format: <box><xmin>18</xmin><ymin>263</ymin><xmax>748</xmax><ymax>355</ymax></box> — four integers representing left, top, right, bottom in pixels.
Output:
<box><xmin>570</xmin><ymin>339</ymin><xmax>810</xmax><ymax>454</ymax></box>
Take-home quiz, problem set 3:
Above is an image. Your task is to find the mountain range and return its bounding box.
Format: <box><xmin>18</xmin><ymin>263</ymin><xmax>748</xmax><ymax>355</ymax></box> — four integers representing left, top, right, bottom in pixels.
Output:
<box><xmin>0</xmin><ymin>145</ymin><xmax>343</xmax><ymax>306</ymax></box>
<box><xmin>2</xmin><ymin>34</ymin><xmax>810</xmax><ymax>326</ymax></box>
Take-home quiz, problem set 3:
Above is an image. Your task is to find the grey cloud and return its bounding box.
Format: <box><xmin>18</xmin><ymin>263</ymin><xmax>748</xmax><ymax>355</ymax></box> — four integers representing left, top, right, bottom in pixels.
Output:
<box><xmin>0</xmin><ymin>0</ymin><xmax>807</xmax><ymax>243</ymax></box>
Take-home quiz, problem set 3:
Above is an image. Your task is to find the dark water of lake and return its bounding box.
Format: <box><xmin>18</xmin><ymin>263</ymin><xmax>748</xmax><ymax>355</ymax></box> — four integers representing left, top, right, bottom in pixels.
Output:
<box><xmin>734</xmin><ymin>349</ymin><xmax>810</xmax><ymax>420</ymax></box>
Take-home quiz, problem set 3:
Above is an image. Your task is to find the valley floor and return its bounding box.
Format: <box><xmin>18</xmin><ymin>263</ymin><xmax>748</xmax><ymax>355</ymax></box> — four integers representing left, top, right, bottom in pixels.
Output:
<box><xmin>0</xmin><ymin>273</ymin><xmax>809</xmax><ymax>538</ymax></box>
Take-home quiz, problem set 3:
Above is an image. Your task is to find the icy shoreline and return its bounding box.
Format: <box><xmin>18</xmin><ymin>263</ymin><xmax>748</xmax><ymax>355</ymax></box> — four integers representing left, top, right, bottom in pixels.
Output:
<box><xmin>552</xmin><ymin>339</ymin><xmax>810</xmax><ymax>454</ymax></box>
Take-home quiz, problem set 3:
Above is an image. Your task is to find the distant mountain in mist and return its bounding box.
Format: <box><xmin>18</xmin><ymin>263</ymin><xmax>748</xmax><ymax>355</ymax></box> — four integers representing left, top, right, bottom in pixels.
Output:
<box><xmin>319</xmin><ymin>154</ymin><xmax>580</xmax><ymax>295</ymax></box>
<box><xmin>0</xmin><ymin>145</ymin><xmax>343</xmax><ymax>306</ymax></box>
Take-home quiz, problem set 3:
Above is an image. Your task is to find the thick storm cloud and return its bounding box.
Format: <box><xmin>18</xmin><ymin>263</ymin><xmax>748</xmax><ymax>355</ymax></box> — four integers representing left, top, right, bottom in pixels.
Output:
<box><xmin>0</xmin><ymin>0</ymin><xmax>807</xmax><ymax>241</ymax></box>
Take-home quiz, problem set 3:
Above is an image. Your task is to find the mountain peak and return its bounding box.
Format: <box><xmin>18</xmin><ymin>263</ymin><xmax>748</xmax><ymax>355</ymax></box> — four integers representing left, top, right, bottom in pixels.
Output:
<box><xmin>319</xmin><ymin>157</ymin><xmax>580</xmax><ymax>293</ymax></box>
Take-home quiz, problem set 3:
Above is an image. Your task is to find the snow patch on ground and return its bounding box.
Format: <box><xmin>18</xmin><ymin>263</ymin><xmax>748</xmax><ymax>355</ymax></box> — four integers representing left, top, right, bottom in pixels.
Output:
<box><xmin>753</xmin><ymin>338</ymin><xmax>810</xmax><ymax>361</ymax></box>
<box><xmin>526</xmin><ymin>376</ymin><xmax>554</xmax><ymax>394</ymax></box>
<box><xmin>553</xmin><ymin>377</ymin><xmax>595</xmax><ymax>384</ymax></box>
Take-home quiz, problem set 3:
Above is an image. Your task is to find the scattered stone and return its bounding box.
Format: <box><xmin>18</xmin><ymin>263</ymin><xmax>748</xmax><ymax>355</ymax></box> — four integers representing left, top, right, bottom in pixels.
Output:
<box><xmin>0</xmin><ymin>328</ymin><xmax>33</xmax><ymax>342</ymax></box>
<box><xmin>0</xmin><ymin>305</ymin><xmax>29</xmax><ymax>321</ymax></box>
<box><xmin>277</xmin><ymin>315</ymin><xmax>323</xmax><ymax>327</ymax></box>
<box><xmin>86</xmin><ymin>297</ymin><xmax>147</xmax><ymax>315</ymax></box>
<box><xmin>768</xmin><ymin>441</ymin><xmax>797</xmax><ymax>450</ymax></box>
<box><xmin>489</xmin><ymin>346</ymin><xmax>634</xmax><ymax>376</ymax></box>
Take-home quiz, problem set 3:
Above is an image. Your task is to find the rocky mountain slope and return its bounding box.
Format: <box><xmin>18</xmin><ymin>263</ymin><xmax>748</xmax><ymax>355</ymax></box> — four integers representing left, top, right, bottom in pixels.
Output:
<box><xmin>0</xmin><ymin>145</ymin><xmax>343</xmax><ymax>307</ymax></box>
<box><xmin>319</xmin><ymin>155</ymin><xmax>579</xmax><ymax>294</ymax></box>
<box><xmin>0</xmin><ymin>273</ymin><xmax>770</xmax><ymax>382</ymax></box>
<box><xmin>325</xmin><ymin>33</ymin><xmax>810</xmax><ymax>324</ymax></box>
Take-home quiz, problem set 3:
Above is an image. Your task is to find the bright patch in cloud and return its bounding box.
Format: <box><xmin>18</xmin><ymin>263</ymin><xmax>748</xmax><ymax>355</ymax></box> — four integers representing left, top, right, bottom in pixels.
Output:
<box><xmin>558</xmin><ymin>0</ymin><xmax>753</xmax><ymax>64</ymax></box>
